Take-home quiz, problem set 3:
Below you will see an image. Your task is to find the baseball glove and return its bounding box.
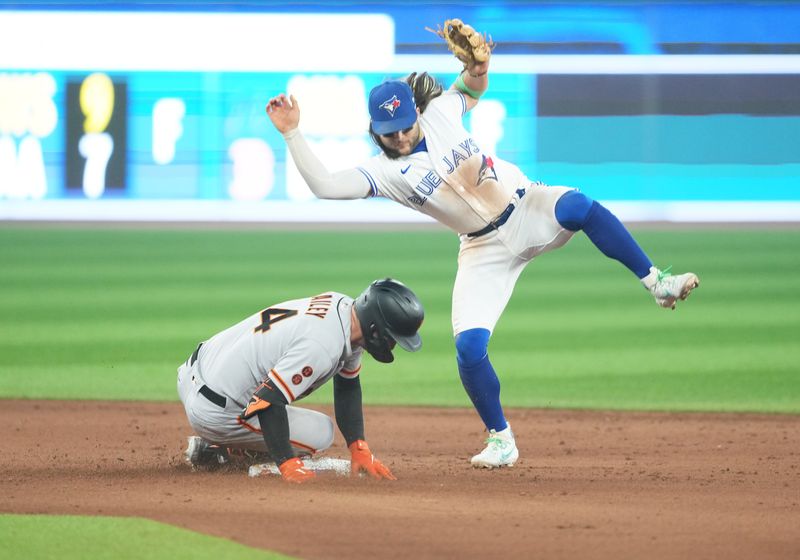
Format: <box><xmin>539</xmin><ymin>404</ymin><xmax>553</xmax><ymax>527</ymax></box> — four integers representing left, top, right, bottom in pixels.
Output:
<box><xmin>426</xmin><ymin>18</ymin><xmax>494</xmax><ymax>68</ymax></box>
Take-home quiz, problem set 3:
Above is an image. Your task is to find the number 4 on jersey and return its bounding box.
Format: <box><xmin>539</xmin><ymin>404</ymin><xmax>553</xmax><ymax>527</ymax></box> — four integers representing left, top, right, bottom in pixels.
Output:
<box><xmin>254</xmin><ymin>308</ymin><xmax>297</xmax><ymax>333</ymax></box>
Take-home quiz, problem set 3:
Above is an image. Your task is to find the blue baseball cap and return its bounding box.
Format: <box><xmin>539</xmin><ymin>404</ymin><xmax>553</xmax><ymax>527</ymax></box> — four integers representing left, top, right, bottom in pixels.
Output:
<box><xmin>368</xmin><ymin>81</ymin><xmax>418</xmax><ymax>135</ymax></box>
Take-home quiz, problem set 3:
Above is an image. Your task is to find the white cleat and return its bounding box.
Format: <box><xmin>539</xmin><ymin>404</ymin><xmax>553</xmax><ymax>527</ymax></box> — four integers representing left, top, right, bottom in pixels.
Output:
<box><xmin>470</xmin><ymin>425</ymin><xmax>519</xmax><ymax>469</ymax></box>
<box><xmin>641</xmin><ymin>266</ymin><xmax>700</xmax><ymax>310</ymax></box>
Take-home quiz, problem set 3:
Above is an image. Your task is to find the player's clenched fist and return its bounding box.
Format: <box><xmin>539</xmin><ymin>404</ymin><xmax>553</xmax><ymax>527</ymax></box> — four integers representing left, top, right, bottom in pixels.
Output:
<box><xmin>278</xmin><ymin>457</ymin><xmax>316</xmax><ymax>484</ymax></box>
<box><xmin>349</xmin><ymin>440</ymin><xmax>397</xmax><ymax>480</ymax></box>
<box><xmin>265</xmin><ymin>93</ymin><xmax>300</xmax><ymax>134</ymax></box>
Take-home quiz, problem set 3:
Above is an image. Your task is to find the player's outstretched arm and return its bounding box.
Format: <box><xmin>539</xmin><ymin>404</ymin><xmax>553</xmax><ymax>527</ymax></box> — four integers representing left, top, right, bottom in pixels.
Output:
<box><xmin>452</xmin><ymin>40</ymin><xmax>490</xmax><ymax>112</ymax></box>
<box><xmin>265</xmin><ymin>93</ymin><xmax>371</xmax><ymax>200</ymax></box>
<box><xmin>333</xmin><ymin>374</ymin><xmax>365</xmax><ymax>443</ymax></box>
<box><xmin>455</xmin><ymin>60</ymin><xmax>489</xmax><ymax>112</ymax></box>
<box><xmin>266</xmin><ymin>93</ymin><xmax>300</xmax><ymax>133</ymax></box>
<box><xmin>427</xmin><ymin>18</ymin><xmax>493</xmax><ymax>111</ymax></box>
<box><xmin>333</xmin><ymin>375</ymin><xmax>395</xmax><ymax>480</ymax></box>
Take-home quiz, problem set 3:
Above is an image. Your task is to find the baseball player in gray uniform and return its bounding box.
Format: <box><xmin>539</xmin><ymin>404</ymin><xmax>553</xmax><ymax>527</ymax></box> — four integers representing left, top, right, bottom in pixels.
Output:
<box><xmin>266</xmin><ymin>29</ymin><xmax>698</xmax><ymax>470</ymax></box>
<box><xmin>177</xmin><ymin>278</ymin><xmax>424</xmax><ymax>483</ymax></box>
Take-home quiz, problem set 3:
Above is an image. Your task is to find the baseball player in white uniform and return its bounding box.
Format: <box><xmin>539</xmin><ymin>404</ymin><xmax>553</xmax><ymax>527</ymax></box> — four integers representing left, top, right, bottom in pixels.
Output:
<box><xmin>266</xmin><ymin>42</ymin><xmax>699</xmax><ymax>470</ymax></box>
<box><xmin>177</xmin><ymin>278</ymin><xmax>424</xmax><ymax>483</ymax></box>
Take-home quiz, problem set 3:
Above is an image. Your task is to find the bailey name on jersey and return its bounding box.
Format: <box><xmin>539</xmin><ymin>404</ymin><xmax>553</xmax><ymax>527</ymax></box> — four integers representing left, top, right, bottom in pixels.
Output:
<box><xmin>305</xmin><ymin>293</ymin><xmax>333</xmax><ymax>319</ymax></box>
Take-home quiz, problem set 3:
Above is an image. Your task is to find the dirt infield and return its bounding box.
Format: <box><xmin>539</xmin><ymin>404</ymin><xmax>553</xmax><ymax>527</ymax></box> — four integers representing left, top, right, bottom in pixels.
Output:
<box><xmin>3</xmin><ymin>400</ymin><xmax>799</xmax><ymax>559</ymax></box>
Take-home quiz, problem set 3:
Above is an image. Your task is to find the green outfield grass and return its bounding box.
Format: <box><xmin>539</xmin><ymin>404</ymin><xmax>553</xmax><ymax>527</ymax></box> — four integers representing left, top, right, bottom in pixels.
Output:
<box><xmin>1</xmin><ymin>225</ymin><xmax>799</xmax><ymax>413</ymax></box>
<box><xmin>0</xmin><ymin>514</ymin><xmax>293</xmax><ymax>559</ymax></box>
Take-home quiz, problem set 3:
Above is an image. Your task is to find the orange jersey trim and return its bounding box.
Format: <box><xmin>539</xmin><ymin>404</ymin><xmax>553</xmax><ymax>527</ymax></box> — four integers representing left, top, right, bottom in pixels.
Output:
<box><xmin>291</xmin><ymin>440</ymin><xmax>317</xmax><ymax>453</ymax></box>
<box><xmin>269</xmin><ymin>369</ymin><xmax>296</xmax><ymax>401</ymax></box>
<box><xmin>237</xmin><ymin>417</ymin><xmax>261</xmax><ymax>434</ymax></box>
<box><xmin>235</xmin><ymin>418</ymin><xmax>317</xmax><ymax>454</ymax></box>
<box><xmin>339</xmin><ymin>364</ymin><xmax>362</xmax><ymax>378</ymax></box>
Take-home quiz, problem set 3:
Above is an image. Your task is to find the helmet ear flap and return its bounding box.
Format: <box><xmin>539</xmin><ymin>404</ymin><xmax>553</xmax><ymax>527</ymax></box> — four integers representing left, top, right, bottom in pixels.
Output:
<box><xmin>368</xmin><ymin>323</ymin><xmax>381</xmax><ymax>343</ymax></box>
<box><xmin>365</xmin><ymin>322</ymin><xmax>394</xmax><ymax>363</ymax></box>
<box><xmin>354</xmin><ymin>278</ymin><xmax>423</xmax><ymax>363</ymax></box>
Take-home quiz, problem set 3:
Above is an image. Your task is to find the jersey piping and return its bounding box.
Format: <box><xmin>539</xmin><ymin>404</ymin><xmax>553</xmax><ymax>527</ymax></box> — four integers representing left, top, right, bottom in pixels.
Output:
<box><xmin>357</xmin><ymin>167</ymin><xmax>378</xmax><ymax>197</ymax></box>
<box><xmin>339</xmin><ymin>364</ymin><xmax>362</xmax><ymax>379</ymax></box>
<box><xmin>269</xmin><ymin>368</ymin><xmax>296</xmax><ymax>402</ymax></box>
<box><xmin>456</xmin><ymin>90</ymin><xmax>467</xmax><ymax>115</ymax></box>
<box><xmin>235</xmin><ymin>417</ymin><xmax>318</xmax><ymax>453</ymax></box>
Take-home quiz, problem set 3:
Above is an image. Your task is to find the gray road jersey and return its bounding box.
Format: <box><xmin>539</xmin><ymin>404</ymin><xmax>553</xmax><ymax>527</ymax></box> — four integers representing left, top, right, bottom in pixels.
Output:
<box><xmin>194</xmin><ymin>293</ymin><xmax>363</xmax><ymax>409</ymax></box>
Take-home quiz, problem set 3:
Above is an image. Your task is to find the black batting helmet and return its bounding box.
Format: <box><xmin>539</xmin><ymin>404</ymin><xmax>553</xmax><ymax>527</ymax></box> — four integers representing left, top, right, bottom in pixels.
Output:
<box><xmin>354</xmin><ymin>278</ymin><xmax>424</xmax><ymax>363</ymax></box>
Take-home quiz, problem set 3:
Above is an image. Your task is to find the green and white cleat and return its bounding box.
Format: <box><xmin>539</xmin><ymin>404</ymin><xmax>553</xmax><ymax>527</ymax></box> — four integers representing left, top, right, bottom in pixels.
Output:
<box><xmin>641</xmin><ymin>266</ymin><xmax>700</xmax><ymax>310</ymax></box>
<box><xmin>470</xmin><ymin>425</ymin><xmax>519</xmax><ymax>469</ymax></box>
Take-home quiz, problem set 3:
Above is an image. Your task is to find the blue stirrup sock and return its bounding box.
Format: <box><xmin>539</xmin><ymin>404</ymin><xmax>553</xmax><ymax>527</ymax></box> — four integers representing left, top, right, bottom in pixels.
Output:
<box><xmin>455</xmin><ymin>328</ymin><xmax>507</xmax><ymax>432</ymax></box>
<box><xmin>555</xmin><ymin>190</ymin><xmax>653</xmax><ymax>279</ymax></box>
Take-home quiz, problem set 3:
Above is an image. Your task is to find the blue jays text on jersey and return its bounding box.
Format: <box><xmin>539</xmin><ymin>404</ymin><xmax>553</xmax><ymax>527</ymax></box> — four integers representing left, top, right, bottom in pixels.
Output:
<box><xmin>411</xmin><ymin>137</ymin><xmax>482</xmax><ymax>205</ymax></box>
<box><xmin>442</xmin><ymin>137</ymin><xmax>480</xmax><ymax>174</ymax></box>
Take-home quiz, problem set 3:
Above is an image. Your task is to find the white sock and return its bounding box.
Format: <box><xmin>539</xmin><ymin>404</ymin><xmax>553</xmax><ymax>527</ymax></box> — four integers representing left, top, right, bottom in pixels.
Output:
<box><xmin>640</xmin><ymin>266</ymin><xmax>661</xmax><ymax>290</ymax></box>
<box><xmin>496</xmin><ymin>424</ymin><xmax>514</xmax><ymax>439</ymax></box>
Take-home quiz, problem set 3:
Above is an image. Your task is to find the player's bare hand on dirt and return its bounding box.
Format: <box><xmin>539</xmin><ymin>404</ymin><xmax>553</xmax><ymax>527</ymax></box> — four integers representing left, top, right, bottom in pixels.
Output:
<box><xmin>266</xmin><ymin>93</ymin><xmax>300</xmax><ymax>134</ymax></box>
<box><xmin>349</xmin><ymin>440</ymin><xmax>397</xmax><ymax>480</ymax></box>
<box><xmin>279</xmin><ymin>457</ymin><xmax>316</xmax><ymax>484</ymax></box>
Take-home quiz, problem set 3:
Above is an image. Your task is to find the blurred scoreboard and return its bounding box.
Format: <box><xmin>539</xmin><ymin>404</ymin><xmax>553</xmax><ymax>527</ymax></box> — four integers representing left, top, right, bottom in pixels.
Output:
<box><xmin>65</xmin><ymin>74</ymin><xmax>127</xmax><ymax>196</ymax></box>
<box><xmin>0</xmin><ymin>11</ymin><xmax>398</xmax><ymax>210</ymax></box>
<box><xmin>1</xmin><ymin>10</ymin><xmax>799</xmax><ymax>222</ymax></box>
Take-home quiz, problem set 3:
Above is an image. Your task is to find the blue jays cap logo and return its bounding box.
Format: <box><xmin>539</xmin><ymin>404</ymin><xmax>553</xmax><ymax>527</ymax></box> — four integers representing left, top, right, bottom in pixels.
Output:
<box><xmin>379</xmin><ymin>95</ymin><xmax>402</xmax><ymax>117</ymax></box>
<box><xmin>368</xmin><ymin>81</ymin><xmax>418</xmax><ymax>135</ymax></box>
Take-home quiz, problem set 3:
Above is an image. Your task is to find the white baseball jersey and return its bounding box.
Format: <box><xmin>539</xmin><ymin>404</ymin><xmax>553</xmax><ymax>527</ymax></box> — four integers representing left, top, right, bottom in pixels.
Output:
<box><xmin>356</xmin><ymin>90</ymin><xmax>575</xmax><ymax>334</ymax></box>
<box><xmin>358</xmin><ymin>90</ymin><xmax>528</xmax><ymax>235</ymax></box>
<box><xmin>177</xmin><ymin>293</ymin><xmax>362</xmax><ymax>452</ymax></box>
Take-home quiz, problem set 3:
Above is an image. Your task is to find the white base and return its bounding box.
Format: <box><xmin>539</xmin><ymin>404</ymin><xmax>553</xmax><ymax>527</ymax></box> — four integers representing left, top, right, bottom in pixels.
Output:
<box><xmin>248</xmin><ymin>457</ymin><xmax>351</xmax><ymax>478</ymax></box>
